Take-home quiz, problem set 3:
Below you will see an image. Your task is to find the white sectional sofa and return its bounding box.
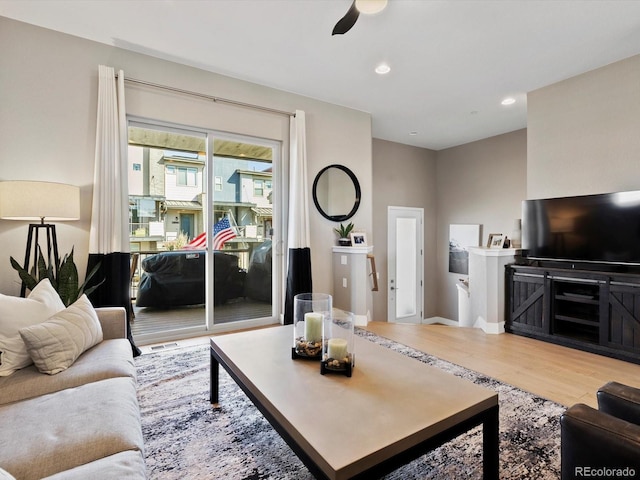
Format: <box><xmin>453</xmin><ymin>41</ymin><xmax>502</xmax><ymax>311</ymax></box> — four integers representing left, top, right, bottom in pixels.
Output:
<box><xmin>0</xmin><ymin>281</ymin><xmax>145</xmax><ymax>480</ymax></box>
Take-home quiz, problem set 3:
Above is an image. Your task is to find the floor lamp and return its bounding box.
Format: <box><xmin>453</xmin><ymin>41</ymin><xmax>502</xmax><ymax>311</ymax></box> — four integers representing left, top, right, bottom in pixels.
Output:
<box><xmin>0</xmin><ymin>181</ymin><xmax>80</xmax><ymax>297</ymax></box>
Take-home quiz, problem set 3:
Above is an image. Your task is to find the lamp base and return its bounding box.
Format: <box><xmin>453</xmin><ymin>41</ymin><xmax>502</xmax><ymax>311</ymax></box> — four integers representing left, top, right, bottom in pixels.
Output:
<box><xmin>20</xmin><ymin>223</ymin><xmax>59</xmax><ymax>297</ymax></box>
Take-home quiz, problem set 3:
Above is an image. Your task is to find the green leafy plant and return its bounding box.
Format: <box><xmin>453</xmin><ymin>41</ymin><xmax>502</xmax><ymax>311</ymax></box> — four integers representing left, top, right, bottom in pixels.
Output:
<box><xmin>10</xmin><ymin>246</ymin><xmax>104</xmax><ymax>306</ymax></box>
<box><xmin>333</xmin><ymin>222</ymin><xmax>355</xmax><ymax>239</ymax></box>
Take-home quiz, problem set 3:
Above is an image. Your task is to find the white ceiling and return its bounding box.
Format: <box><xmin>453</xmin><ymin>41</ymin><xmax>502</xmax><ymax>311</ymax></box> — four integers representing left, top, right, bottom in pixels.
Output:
<box><xmin>2</xmin><ymin>0</ymin><xmax>640</xmax><ymax>150</ymax></box>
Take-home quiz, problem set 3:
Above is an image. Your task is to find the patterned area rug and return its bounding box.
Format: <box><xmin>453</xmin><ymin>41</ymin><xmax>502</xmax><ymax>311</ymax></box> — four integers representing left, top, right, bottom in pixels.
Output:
<box><xmin>135</xmin><ymin>329</ymin><xmax>563</xmax><ymax>479</ymax></box>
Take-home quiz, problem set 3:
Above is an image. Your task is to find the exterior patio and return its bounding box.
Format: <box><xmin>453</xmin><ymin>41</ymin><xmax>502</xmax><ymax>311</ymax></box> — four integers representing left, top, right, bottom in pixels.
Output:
<box><xmin>131</xmin><ymin>298</ymin><xmax>273</xmax><ymax>341</ymax></box>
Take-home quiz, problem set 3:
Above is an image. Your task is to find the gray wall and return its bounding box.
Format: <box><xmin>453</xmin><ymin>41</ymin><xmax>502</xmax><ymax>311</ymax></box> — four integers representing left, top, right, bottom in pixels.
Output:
<box><xmin>370</xmin><ymin>131</ymin><xmax>526</xmax><ymax>324</ymax></box>
<box><xmin>371</xmin><ymin>139</ymin><xmax>437</xmax><ymax>321</ymax></box>
<box><xmin>528</xmin><ymin>54</ymin><xmax>640</xmax><ymax>199</ymax></box>
<box><xmin>434</xmin><ymin>130</ymin><xmax>528</xmax><ymax>321</ymax></box>
<box><xmin>0</xmin><ymin>17</ymin><xmax>372</xmax><ymax>297</ymax></box>
<box><xmin>372</xmin><ymin>53</ymin><xmax>640</xmax><ymax>323</ymax></box>
<box><xmin>4</xmin><ymin>16</ymin><xmax>640</xmax><ymax>325</ymax></box>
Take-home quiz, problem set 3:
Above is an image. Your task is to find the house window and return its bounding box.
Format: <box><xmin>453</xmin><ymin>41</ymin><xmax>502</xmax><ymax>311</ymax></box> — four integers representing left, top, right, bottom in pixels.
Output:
<box><xmin>177</xmin><ymin>167</ymin><xmax>197</xmax><ymax>186</ymax></box>
<box><xmin>138</xmin><ymin>198</ymin><xmax>156</xmax><ymax>217</ymax></box>
<box><xmin>215</xmin><ymin>176</ymin><xmax>223</xmax><ymax>191</ymax></box>
<box><xmin>129</xmin><ymin>197</ymin><xmax>158</xmax><ymax>237</ymax></box>
<box><xmin>132</xmin><ymin>163</ymin><xmax>142</xmax><ymax>171</ymax></box>
<box><xmin>254</xmin><ymin>179</ymin><xmax>264</xmax><ymax>196</ymax></box>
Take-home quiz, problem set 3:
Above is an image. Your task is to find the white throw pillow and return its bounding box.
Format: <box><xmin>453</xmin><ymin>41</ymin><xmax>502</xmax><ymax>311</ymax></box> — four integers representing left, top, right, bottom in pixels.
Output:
<box><xmin>20</xmin><ymin>294</ymin><xmax>103</xmax><ymax>375</ymax></box>
<box><xmin>0</xmin><ymin>279</ymin><xmax>66</xmax><ymax>376</ymax></box>
<box><xmin>0</xmin><ymin>467</ymin><xmax>16</xmax><ymax>480</ymax></box>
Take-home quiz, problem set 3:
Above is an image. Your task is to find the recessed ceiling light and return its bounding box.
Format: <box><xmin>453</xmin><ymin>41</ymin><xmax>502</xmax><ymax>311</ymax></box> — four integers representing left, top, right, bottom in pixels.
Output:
<box><xmin>501</xmin><ymin>97</ymin><xmax>516</xmax><ymax>106</ymax></box>
<box><xmin>375</xmin><ymin>63</ymin><xmax>391</xmax><ymax>75</ymax></box>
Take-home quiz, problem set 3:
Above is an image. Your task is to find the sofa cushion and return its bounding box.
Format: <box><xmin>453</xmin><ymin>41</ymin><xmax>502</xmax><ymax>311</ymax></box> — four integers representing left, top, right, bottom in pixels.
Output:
<box><xmin>20</xmin><ymin>295</ymin><xmax>103</xmax><ymax>375</ymax></box>
<box><xmin>0</xmin><ymin>279</ymin><xmax>66</xmax><ymax>376</ymax></box>
<box><xmin>0</xmin><ymin>377</ymin><xmax>143</xmax><ymax>480</ymax></box>
<box><xmin>0</xmin><ymin>338</ymin><xmax>135</xmax><ymax>405</ymax></box>
<box><xmin>41</xmin><ymin>451</ymin><xmax>146</xmax><ymax>480</ymax></box>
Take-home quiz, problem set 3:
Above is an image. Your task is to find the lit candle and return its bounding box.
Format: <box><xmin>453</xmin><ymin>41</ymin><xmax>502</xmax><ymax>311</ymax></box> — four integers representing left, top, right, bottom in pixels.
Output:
<box><xmin>327</xmin><ymin>338</ymin><xmax>348</xmax><ymax>360</ymax></box>
<box><xmin>304</xmin><ymin>312</ymin><xmax>323</xmax><ymax>343</ymax></box>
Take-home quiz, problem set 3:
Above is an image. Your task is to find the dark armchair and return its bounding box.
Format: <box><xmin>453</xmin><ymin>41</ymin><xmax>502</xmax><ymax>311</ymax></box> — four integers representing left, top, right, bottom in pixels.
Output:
<box><xmin>561</xmin><ymin>381</ymin><xmax>640</xmax><ymax>479</ymax></box>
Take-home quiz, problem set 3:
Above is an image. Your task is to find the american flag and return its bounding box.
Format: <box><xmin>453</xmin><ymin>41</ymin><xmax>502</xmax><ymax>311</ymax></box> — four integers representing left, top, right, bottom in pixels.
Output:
<box><xmin>183</xmin><ymin>217</ymin><xmax>237</xmax><ymax>250</ymax></box>
<box><xmin>212</xmin><ymin>217</ymin><xmax>237</xmax><ymax>250</ymax></box>
<box><xmin>183</xmin><ymin>232</ymin><xmax>206</xmax><ymax>250</ymax></box>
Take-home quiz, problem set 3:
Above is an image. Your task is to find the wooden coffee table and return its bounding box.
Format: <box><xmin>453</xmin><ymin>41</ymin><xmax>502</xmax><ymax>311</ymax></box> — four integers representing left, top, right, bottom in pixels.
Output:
<box><xmin>210</xmin><ymin>326</ymin><xmax>498</xmax><ymax>480</ymax></box>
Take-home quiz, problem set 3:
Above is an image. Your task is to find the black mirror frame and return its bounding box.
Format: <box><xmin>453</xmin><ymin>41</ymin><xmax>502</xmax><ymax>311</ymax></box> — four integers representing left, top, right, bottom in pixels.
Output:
<box><xmin>312</xmin><ymin>164</ymin><xmax>361</xmax><ymax>222</ymax></box>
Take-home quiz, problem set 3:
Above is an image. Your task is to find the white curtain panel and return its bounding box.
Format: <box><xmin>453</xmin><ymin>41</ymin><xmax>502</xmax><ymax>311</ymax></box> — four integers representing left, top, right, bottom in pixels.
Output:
<box><xmin>287</xmin><ymin>110</ymin><xmax>310</xmax><ymax>249</ymax></box>
<box><xmin>284</xmin><ymin>110</ymin><xmax>313</xmax><ymax>324</ymax></box>
<box><xmin>89</xmin><ymin>65</ymin><xmax>129</xmax><ymax>254</ymax></box>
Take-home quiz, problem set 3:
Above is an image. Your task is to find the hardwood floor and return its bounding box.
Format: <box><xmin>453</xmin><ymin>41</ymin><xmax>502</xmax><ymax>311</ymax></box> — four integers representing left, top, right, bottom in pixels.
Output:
<box><xmin>144</xmin><ymin>320</ymin><xmax>640</xmax><ymax>409</ymax></box>
<box><xmin>365</xmin><ymin>322</ymin><xmax>640</xmax><ymax>409</ymax></box>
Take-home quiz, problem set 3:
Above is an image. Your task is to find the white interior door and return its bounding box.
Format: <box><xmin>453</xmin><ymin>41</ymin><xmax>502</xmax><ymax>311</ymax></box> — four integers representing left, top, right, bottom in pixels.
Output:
<box><xmin>388</xmin><ymin>206</ymin><xmax>424</xmax><ymax>323</ymax></box>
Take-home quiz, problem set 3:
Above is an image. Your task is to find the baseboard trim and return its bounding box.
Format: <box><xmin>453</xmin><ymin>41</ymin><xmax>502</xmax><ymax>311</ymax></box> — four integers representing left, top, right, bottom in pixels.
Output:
<box><xmin>423</xmin><ymin>316</ymin><xmax>457</xmax><ymax>326</ymax></box>
<box><xmin>476</xmin><ymin>318</ymin><xmax>505</xmax><ymax>334</ymax></box>
<box><xmin>420</xmin><ymin>316</ymin><xmax>505</xmax><ymax>334</ymax></box>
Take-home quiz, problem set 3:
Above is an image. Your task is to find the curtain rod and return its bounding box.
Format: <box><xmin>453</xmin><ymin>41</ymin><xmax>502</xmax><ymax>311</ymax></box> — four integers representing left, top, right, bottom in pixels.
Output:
<box><xmin>118</xmin><ymin>75</ymin><xmax>295</xmax><ymax>118</ymax></box>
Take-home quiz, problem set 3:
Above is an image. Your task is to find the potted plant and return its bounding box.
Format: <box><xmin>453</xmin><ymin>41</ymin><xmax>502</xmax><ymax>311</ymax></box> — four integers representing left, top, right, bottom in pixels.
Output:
<box><xmin>10</xmin><ymin>246</ymin><xmax>103</xmax><ymax>306</ymax></box>
<box><xmin>333</xmin><ymin>222</ymin><xmax>354</xmax><ymax>246</ymax></box>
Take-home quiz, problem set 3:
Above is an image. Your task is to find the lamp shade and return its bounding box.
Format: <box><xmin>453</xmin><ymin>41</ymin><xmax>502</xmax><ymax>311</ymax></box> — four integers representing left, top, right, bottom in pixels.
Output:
<box><xmin>0</xmin><ymin>181</ymin><xmax>80</xmax><ymax>221</ymax></box>
<box><xmin>355</xmin><ymin>0</ymin><xmax>388</xmax><ymax>15</ymax></box>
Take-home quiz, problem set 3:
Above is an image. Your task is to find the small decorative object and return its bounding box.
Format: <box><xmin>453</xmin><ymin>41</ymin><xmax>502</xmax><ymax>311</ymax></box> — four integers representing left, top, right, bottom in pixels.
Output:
<box><xmin>292</xmin><ymin>293</ymin><xmax>332</xmax><ymax>360</ymax></box>
<box><xmin>487</xmin><ymin>233</ymin><xmax>505</xmax><ymax>249</ymax></box>
<box><xmin>349</xmin><ymin>232</ymin><xmax>367</xmax><ymax>246</ymax></box>
<box><xmin>333</xmin><ymin>222</ymin><xmax>354</xmax><ymax>246</ymax></box>
<box><xmin>321</xmin><ymin>309</ymin><xmax>355</xmax><ymax>377</ymax></box>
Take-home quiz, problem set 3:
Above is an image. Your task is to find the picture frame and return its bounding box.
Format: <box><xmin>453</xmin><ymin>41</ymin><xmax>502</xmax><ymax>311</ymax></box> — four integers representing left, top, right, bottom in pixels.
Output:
<box><xmin>487</xmin><ymin>233</ymin><xmax>505</xmax><ymax>249</ymax></box>
<box><xmin>350</xmin><ymin>232</ymin><xmax>367</xmax><ymax>246</ymax></box>
<box><xmin>448</xmin><ymin>224</ymin><xmax>480</xmax><ymax>275</ymax></box>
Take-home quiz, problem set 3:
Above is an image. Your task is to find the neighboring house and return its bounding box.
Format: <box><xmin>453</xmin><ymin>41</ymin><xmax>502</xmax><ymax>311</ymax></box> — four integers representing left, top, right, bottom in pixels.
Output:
<box><xmin>162</xmin><ymin>150</ymin><xmax>205</xmax><ymax>244</ymax></box>
<box><xmin>235</xmin><ymin>167</ymin><xmax>273</xmax><ymax>241</ymax></box>
<box><xmin>127</xmin><ymin>143</ymin><xmax>272</xmax><ymax>254</ymax></box>
<box><xmin>128</xmin><ymin>146</ymin><xmax>167</xmax><ymax>251</ymax></box>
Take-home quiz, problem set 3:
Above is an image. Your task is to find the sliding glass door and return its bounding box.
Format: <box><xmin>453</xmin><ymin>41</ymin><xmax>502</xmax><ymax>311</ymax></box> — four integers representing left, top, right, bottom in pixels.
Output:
<box><xmin>127</xmin><ymin>119</ymin><xmax>281</xmax><ymax>345</ymax></box>
<box><xmin>210</xmin><ymin>132</ymin><xmax>278</xmax><ymax>326</ymax></box>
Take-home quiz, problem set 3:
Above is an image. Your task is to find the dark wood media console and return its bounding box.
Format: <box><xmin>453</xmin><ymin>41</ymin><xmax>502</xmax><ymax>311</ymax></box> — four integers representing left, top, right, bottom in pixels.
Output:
<box><xmin>505</xmin><ymin>264</ymin><xmax>640</xmax><ymax>364</ymax></box>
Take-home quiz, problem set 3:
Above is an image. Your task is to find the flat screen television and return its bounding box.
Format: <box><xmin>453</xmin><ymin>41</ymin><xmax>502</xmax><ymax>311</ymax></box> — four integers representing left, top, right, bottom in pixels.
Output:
<box><xmin>522</xmin><ymin>190</ymin><xmax>640</xmax><ymax>266</ymax></box>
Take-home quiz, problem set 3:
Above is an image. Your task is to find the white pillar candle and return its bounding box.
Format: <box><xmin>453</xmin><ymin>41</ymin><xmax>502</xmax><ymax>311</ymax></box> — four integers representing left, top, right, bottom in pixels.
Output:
<box><xmin>304</xmin><ymin>312</ymin><xmax>323</xmax><ymax>343</ymax></box>
<box><xmin>327</xmin><ymin>338</ymin><xmax>348</xmax><ymax>360</ymax></box>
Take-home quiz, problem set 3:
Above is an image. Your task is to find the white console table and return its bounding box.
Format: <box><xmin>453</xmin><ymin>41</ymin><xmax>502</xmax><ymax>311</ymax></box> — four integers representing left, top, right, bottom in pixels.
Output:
<box><xmin>332</xmin><ymin>245</ymin><xmax>374</xmax><ymax>326</ymax></box>
<box><xmin>468</xmin><ymin>247</ymin><xmax>518</xmax><ymax>334</ymax></box>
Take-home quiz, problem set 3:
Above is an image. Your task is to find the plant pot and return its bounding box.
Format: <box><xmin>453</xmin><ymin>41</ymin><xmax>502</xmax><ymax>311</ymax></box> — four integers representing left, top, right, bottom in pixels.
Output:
<box><xmin>338</xmin><ymin>238</ymin><xmax>351</xmax><ymax>246</ymax></box>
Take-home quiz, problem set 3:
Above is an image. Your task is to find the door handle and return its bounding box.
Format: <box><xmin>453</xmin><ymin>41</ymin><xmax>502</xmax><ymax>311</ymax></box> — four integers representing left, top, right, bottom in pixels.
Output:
<box><xmin>367</xmin><ymin>254</ymin><xmax>379</xmax><ymax>292</ymax></box>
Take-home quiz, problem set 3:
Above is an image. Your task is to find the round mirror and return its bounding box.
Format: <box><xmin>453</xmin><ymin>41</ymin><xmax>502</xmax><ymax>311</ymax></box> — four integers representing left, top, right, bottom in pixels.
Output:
<box><xmin>312</xmin><ymin>164</ymin><xmax>361</xmax><ymax>222</ymax></box>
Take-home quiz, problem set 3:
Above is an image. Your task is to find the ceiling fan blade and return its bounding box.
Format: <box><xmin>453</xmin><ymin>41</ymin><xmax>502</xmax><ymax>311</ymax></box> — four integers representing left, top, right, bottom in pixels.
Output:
<box><xmin>332</xmin><ymin>1</ymin><xmax>360</xmax><ymax>35</ymax></box>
